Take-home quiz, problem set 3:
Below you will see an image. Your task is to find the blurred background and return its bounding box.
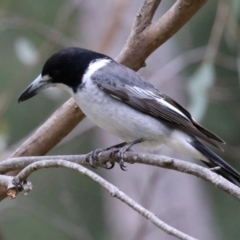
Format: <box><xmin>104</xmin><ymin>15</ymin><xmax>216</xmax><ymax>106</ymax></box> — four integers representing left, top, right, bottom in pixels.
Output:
<box><xmin>0</xmin><ymin>0</ymin><xmax>240</xmax><ymax>239</ymax></box>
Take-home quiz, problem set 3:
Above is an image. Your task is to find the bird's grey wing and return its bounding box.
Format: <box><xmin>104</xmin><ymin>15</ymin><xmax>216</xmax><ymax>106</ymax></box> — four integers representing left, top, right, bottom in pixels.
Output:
<box><xmin>162</xmin><ymin>95</ymin><xmax>225</xmax><ymax>144</ymax></box>
<box><xmin>92</xmin><ymin>62</ymin><xmax>224</xmax><ymax>148</ymax></box>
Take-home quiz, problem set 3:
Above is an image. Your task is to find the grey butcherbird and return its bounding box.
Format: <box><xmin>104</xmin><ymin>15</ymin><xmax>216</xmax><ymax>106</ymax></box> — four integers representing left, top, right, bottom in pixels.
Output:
<box><xmin>18</xmin><ymin>47</ymin><xmax>240</xmax><ymax>186</ymax></box>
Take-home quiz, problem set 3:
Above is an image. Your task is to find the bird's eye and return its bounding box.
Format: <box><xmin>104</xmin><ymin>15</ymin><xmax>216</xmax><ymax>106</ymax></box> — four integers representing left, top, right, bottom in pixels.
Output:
<box><xmin>51</xmin><ymin>70</ymin><xmax>60</xmax><ymax>78</ymax></box>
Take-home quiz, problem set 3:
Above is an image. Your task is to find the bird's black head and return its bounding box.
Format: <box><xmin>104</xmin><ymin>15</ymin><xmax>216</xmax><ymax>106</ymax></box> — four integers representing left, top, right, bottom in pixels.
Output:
<box><xmin>18</xmin><ymin>47</ymin><xmax>112</xmax><ymax>102</ymax></box>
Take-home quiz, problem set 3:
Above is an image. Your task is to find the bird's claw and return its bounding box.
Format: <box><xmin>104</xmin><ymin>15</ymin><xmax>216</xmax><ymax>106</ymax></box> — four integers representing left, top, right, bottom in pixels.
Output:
<box><xmin>105</xmin><ymin>162</ymin><xmax>115</xmax><ymax>169</ymax></box>
<box><xmin>86</xmin><ymin>147</ymin><xmax>118</xmax><ymax>169</ymax></box>
<box><xmin>86</xmin><ymin>148</ymin><xmax>103</xmax><ymax>168</ymax></box>
<box><xmin>119</xmin><ymin>159</ymin><xmax>127</xmax><ymax>171</ymax></box>
<box><xmin>86</xmin><ymin>146</ymin><xmax>128</xmax><ymax>170</ymax></box>
<box><xmin>114</xmin><ymin>138</ymin><xmax>143</xmax><ymax>168</ymax></box>
<box><xmin>108</xmin><ymin>147</ymin><xmax>127</xmax><ymax>170</ymax></box>
<box><xmin>86</xmin><ymin>139</ymin><xmax>143</xmax><ymax>170</ymax></box>
<box><xmin>116</xmin><ymin>149</ymin><xmax>128</xmax><ymax>171</ymax></box>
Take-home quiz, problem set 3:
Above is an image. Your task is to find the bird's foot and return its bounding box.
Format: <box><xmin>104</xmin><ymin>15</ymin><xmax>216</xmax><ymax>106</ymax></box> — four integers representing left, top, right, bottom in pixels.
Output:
<box><xmin>110</xmin><ymin>138</ymin><xmax>144</xmax><ymax>171</ymax></box>
<box><xmin>86</xmin><ymin>139</ymin><xmax>144</xmax><ymax>170</ymax></box>
<box><xmin>86</xmin><ymin>142</ymin><xmax>128</xmax><ymax>169</ymax></box>
<box><xmin>86</xmin><ymin>148</ymin><xmax>105</xmax><ymax>168</ymax></box>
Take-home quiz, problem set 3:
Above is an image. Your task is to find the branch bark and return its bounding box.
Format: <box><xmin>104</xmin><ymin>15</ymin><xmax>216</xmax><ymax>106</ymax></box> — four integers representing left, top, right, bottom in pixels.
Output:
<box><xmin>1</xmin><ymin>0</ymin><xmax>208</xmax><ymax>200</ymax></box>
<box><xmin>6</xmin><ymin>159</ymin><xmax>197</xmax><ymax>240</ymax></box>
<box><xmin>1</xmin><ymin>152</ymin><xmax>240</xmax><ymax>202</ymax></box>
<box><xmin>117</xmin><ymin>0</ymin><xmax>208</xmax><ymax>70</ymax></box>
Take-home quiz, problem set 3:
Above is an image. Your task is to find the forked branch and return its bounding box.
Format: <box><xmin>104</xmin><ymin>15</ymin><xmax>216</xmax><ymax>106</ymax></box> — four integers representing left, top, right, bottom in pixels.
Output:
<box><xmin>4</xmin><ymin>159</ymin><xmax>199</xmax><ymax>240</ymax></box>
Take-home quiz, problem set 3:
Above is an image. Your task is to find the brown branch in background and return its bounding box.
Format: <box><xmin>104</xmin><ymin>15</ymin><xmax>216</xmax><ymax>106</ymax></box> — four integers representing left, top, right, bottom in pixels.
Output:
<box><xmin>6</xmin><ymin>160</ymin><xmax>196</xmax><ymax>240</ymax></box>
<box><xmin>117</xmin><ymin>0</ymin><xmax>208</xmax><ymax>70</ymax></box>
<box><xmin>0</xmin><ymin>0</ymin><xmax>208</xmax><ymax>201</ymax></box>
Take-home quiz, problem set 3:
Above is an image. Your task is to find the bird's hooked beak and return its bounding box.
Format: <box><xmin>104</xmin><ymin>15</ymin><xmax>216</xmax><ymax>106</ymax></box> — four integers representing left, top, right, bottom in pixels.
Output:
<box><xmin>18</xmin><ymin>75</ymin><xmax>52</xmax><ymax>103</ymax></box>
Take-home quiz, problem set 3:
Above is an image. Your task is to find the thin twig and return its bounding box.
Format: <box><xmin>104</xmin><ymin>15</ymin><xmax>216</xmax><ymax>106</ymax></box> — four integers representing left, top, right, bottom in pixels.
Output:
<box><xmin>10</xmin><ymin>160</ymin><xmax>197</xmax><ymax>240</ymax></box>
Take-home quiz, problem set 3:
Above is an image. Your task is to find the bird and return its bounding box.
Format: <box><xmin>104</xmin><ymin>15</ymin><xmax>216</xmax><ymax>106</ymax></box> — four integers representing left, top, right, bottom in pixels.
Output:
<box><xmin>18</xmin><ymin>47</ymin><xmax>240</xmax><ymax>186</ymax></box>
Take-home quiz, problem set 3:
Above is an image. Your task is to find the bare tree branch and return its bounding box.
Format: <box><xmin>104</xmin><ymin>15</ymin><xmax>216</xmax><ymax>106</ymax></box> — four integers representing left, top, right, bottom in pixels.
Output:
<box><xmin>1</xmin><ymin>0</ymin><xmax>208</xmax><ymax>201</ymax></box>
<box><xmin>6</xmin><ymin>160</ymin><xmax>197</xmax><ymax>240</ymax></box>
<box><xmin>133</xmin><ymin>0</ymin><xmax>161</xmax><ymax>34</ymax></box>
<box><xmin>1</xmin><ymin>152</ymin><xmax>240</xmax><ymax>202</ymax></box>
<box><xmin>117</xmin><ymin>0</ymin><xmax>207</xmax><ymax>70</ymax></box>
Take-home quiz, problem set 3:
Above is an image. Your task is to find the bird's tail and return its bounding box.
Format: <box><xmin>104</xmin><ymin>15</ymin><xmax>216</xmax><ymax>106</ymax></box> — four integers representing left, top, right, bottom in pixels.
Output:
<box><xmin>191</xmin><ymin>139</ymin><xmax>240</xmax><ymax>187</ymax></box>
